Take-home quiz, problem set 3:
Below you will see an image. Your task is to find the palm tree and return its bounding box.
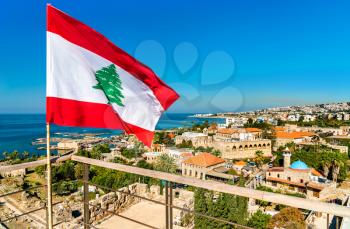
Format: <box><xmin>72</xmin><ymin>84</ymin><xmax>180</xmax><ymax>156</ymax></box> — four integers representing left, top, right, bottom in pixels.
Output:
<box><xmin>23</xmin><ymin>151</ymin><xmax>30</xmax><ymax>159</ymax></box>
<box><xmin>254</xmin><ymin>150</ymin><xmax>264</xmax><ymax>168</ymax></box>
<box><xmin>10</xmin><ymin>150</ymin><xmax>19</xmax><ymax>160</ymax></box>
<box><xmin>285</xmin><ymin>142</ymin><xmax>296</xmax><ymax>152</ymax></box>
<box><xmin>154</xmin><ymin>154</ymin><xmax>177</xmax><ymax>173</ymax></box>
<box><xmin>311</xmin><ymin>135</ymin><xmax>321</xmax><ymax>152</ymax></box>
<box><xmin>2</xmin><ymin>151</ymin><xmax>9</xmax><ymax>160</ymax></box>
<box><xmin>322</xmin><ymin>161</ymin><xmax>331</xmax><ymax>179</ymax></box>
<box><xmin>332</xmin><ymin>160</ymin><xmax>343</xmax><ymax>182</ymax></box>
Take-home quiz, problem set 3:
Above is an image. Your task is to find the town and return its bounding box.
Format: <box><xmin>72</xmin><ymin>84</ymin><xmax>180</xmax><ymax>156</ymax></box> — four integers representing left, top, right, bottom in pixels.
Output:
<box><xmin>1</xmin><ymin>101</ymin><xmax>350</xmax><ymax>228</ymax></box>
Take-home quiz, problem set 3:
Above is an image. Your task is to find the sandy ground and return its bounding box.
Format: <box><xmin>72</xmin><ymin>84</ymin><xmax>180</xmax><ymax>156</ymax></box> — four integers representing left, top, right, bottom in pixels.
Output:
<box><xmin>96</xmin><ymin>201</ymin><xmax>182</xmax><ymax>229</ymax></box>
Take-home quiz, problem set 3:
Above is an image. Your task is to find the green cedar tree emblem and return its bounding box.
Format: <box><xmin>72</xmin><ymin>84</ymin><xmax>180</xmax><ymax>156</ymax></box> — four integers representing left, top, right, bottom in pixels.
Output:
<box><xmin>93</xmin><ymin>64</ymin><xmax>124</xmax><ymax>107</ymax></box>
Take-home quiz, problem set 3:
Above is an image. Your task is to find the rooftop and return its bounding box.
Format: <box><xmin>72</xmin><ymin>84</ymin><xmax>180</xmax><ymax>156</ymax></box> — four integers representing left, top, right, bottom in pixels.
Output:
<box><xmin>290</xmin><ymin>160</ymin><xmax>309</xmax><ymax>170</ymax></box>
<box><xmin>180</xmin><ymin>152</ymin><xmax>193</xmax><ymax>158</ymax></box>
<box><xmin>234</xmin><ymin>160</ymin><xmax>247</xmax><ymax>166</ymax></box>
<box><xmin>244</xmin><ymin>128</ymin><xmax>262</xmax><ymax>133</ymax></box>
<box><xmin>275</xmin><ymin>131</ymin><xmax>315</xmax><ymax>139</ymax></box>
<box><xmin>183</xmin><ymin>153</ymin><xmax>225</xmax><ymax>167</ymax></box>
<box><xmin>182</xmin><ymin>132</ymin><xmax>207</xmax><ymax>138</ymax></box>
<box><xmin>217</xmin><ymin>128</ymin><xmax>238</xmax><ymax>134</ymax></box>
<box><xmin>273</xmin><ymin>126</ymin><xmax>286</xmax><ymax>132</ymax></box>
<box><xmin>266</xmin><ymin>177</ymin><xmax>325</xmax><ymax>191</ymax></box>
<box><xmin>267</xmin><ymin>167</ymin><xmax>284</xmax><ymax>172</ymax></box>
<box><xmin>311</xmin><ymin>168</ymin><xmax>323</xmax><ymax>177</ymax></box>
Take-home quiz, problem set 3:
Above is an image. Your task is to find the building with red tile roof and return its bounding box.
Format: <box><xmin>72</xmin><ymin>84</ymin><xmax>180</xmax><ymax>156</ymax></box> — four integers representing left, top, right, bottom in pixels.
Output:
<box><xmin>183</xmin><ymin>153</ymin><xmax>225</xmax><ymax>167</ymax></box>
<box><xmin>274</xmin><ymin>131</ymin><xmax>316</xmax><ymax>147</ymax></box>
<box><xmin>182</xmin><ymin>153</ymin><xmax>227</xmax><ymax>180</ymax></box>
<box><xmin>245</xmin><ymin>128</ymin><xmax>262</xmax><ymax>133</ymax></box>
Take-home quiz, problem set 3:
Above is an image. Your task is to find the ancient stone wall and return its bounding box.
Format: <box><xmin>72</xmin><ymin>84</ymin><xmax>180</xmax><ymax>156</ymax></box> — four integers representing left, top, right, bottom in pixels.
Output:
<box><xmin>89</xmin><ymin>183</ymin><xmax>140</xmax><ymax>223</ymax></box>
<box><xmin>55</xmin><ymin>182</ymin><xmax>194</xmax><ymax>228</ymax></box>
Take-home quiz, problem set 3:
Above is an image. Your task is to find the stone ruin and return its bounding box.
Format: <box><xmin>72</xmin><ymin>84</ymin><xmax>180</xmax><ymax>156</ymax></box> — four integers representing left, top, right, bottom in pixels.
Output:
<box><xmin>55</xmin><ymin>182</ymin><xmax>194</xmax><ymax>229</ymax></box>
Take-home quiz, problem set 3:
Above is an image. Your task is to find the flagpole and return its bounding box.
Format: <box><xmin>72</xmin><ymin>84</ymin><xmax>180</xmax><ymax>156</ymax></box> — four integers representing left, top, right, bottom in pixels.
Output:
<box><xmin>46</xmin><ymin>123</ymin><xmax>53</xmax><ymax>228</ymax></box>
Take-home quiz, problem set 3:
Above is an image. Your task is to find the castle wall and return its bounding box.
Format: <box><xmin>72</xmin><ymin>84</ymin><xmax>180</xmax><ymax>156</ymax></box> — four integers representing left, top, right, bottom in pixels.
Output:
<box><xmin>176</xmin><ymin>133</ymin><xmax>272</xmax><ymax>159</ymax></box>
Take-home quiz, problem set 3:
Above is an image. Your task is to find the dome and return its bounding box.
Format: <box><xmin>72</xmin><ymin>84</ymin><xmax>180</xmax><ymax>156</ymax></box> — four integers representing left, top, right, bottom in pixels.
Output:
<box><xmin>290</xmin><ymin>160</ymin><xmax>309</xmax><ymax>170</ymax></box>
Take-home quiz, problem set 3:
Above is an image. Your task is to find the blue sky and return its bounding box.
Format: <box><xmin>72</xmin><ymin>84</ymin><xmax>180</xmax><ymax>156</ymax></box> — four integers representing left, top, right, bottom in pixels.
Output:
<box><xmin>0</xmin><ymin>0</ymin><xmax>349</xmax><ymax>113</ymax></box>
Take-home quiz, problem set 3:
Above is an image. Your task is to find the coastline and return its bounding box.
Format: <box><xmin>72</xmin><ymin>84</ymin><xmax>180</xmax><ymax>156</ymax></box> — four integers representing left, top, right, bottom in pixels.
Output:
<box><xmin>0</xmin><ymin>113</ymin><xmax>225</xmax><ymax>157</ymax></box>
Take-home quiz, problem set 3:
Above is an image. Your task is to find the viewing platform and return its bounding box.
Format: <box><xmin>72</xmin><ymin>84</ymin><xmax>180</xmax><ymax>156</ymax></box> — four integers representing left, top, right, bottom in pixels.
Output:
<box><xmin>0</xmin><ymin>153</ymin><xmax>349</xmax><ymax>228</ymax></box>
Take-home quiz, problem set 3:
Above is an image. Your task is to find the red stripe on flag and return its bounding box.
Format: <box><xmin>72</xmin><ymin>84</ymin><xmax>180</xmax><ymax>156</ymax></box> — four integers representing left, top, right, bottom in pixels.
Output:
<box><xmin>47</xmin><ymin>5</ymin><xmax>179</xmax><ymax>110</ymax></box>
<box><xmin>46</xmin><ymin>97</ymin><xmax>154</xmax><ymax>147</ymax></box>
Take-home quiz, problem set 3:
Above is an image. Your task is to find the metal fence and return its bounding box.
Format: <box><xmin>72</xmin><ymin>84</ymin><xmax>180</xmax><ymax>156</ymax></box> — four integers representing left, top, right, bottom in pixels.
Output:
<box><xmin>1</xmin><ymin>154</ymin><xmax>350</xmax><ymax>229</ymax></box>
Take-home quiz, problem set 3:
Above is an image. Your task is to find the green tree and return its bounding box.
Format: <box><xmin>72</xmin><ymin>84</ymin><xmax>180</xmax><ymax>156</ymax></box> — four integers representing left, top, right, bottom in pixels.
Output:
<box><xmin>136</xmin><ymin>160</ymin><xmax>153</xmax><ymax>170</ymax></box>
<box><xmin>277</xmin><ymin>119</ymin><xmax>285</xmax><ymax>126</ymax></box>
<box><xmin>121</xmin><ymin>143</ymin><xmax>144</xmax><ymax>159</ymax></box>
<box><xmin>34</xmin><ymin>165</ymin><xmax>46</xmax><ymax>176</ymax></box>
<box><xmin>267</xmin><ymin>207</ymin><xmax>305</xmax><ymax>229</ymax></box>
<box><xmin>10</xmin><ymin>151</ymin><xmax>19</xmax><ymax>160</ymax></box>
<box><xmin>52</xmin><ymin>161</ymin><xmax>76</xmax><ymax>183</ymax></box>
<box><xmin>332</xmin><ymin>160</ymin><xmax>343</xmax><ymax>182</ymax></box>
<box><xmin>53</xmin><ymin>180</ymin><xmax>78</xmax><ymax>195</ymax></box>
<box><xmin>153</xmin><ymin>132</ymin><xmax>163</xmax><ymax>144</ymax></box>
<box><xmin>194</xmin><ymin>188</ymin><xmax>209</xmax><ymax>228</ymax></box>
<box><xmin>194</xmin><ymin>188</ymin><xmax>248</xmax><ymax>228</ymax></box>
<box><xmin>113</xmin><ymin>156</ymin><xmax>128</xmax><ymax>164</ymax></box>
<box><xmin>285</xmin><ymin>142</ymin><xmax>297</xmax><ymax>152</ymax></box>
<box><xmin>247</xmin><ymin>118</ymin><xmax>254</xmax><ymax>126</ymax></box>
<box><xmin>298</xmin><ymin>115</ymin><xmax>304</xmax><ymax>123</ymax></box>
<box><xmin>2</xmin><ymin>151</ymin><xmax>9</xmax><ymax>160</ymax></box>
<box><xmin>153</xmin><ymin>132</ymin><xmax>175</xmax><ymax>146</ymax></box>
<box><xmin>74</xmin><ymin>163</ymin><xmax>84</xmax><ymax>179</ymax></box>
<box><xmin>248</xmin><ymin>210</ymin><xmax>271</xmax><ymax>229</ymax></box>
<box><xmin>227</xmin><ymin>169</ymin><xmax>237</xmax><ymax>175</ymax></box>
<box><xmin>90</xmin><ymin>167</ymin><xmax>140</xmax><ymax>190</ymax></box>
<box><xmin>121</xmin><ymin>147</ymin><xmax>138</xmax><ymax>159</ymax></box>
<box><xmin>212</xmin><ymin>150</ymin><xmax>221</xmax><ymax>157</ymax></box>
<box><xmin>22</xmin><ymin>151</ymin><xmax>30</xmax><ymax>158</ymax></box>
<box><xmin>291</xmin><ymin>146</ymin><xmax>348</xmax><ymax>181</ymax></box>
<box><xmin>154</xmin><ymin>154</ymin><xmax>177</xmax><ymax>173</ymax></box>
<box><xmin>254</xmin><ymin>150</ymin><xmax>264</xmax><ymax>168</ymax></box>
<box><xmin>92</xmin><ymin>144</ymin><xmax>110</xmax><ymax>155</ymax></box>
<box><xmin>77</xmin><ymin>144</ymin><xmax>109</xmax><ymax>160</ymax></box>
<box><xmin>322</xmin><ymin>160</ymin><xmax>331</xmax><ymax>178</ymax></box>
<box><xmin>177</xmin><ymin>140</ymin><xmax>193</xmax><ymax>148</ymax></box>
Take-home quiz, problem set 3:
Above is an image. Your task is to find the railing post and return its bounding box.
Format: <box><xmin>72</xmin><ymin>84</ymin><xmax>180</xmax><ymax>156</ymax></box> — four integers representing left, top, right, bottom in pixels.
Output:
<box><xmin>45</xmin><ymin>184</ymin><xmax>49</xmax><ymax>229</ymax></box>
<box><xmin>83</xmin><ymin>163</ymin><xmax>90</xmax><ymax>229</ymax></box>
<box><xmin>169</xmin><ymin>182</ymin><xmax>173</xmax><ymax>229</ymax></box>
<box><xmin>336</xmin><ymin>216</ymin><xmax>339</xmax><ymax>229</ymax></box>
<box><xmin>327</xmin><ymin>214</ymin><xmax>329</xmax><ymax>228</ymax></box>
<box><xmin>165</xmin><ymin>181</ymin><xmax>169</xmax><ymax>229</ymax></box>
<box><xmin>46</xmin><ymin>124</ymin><xmax>53</xmax><ymax>229</ymax></box>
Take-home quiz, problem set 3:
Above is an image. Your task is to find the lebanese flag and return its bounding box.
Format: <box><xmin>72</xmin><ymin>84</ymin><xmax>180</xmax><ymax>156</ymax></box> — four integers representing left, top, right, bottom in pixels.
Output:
<box><xmin>46</xmin><ymin>5</ymin><xmax>179</xmax><ymax>147</ymax></box>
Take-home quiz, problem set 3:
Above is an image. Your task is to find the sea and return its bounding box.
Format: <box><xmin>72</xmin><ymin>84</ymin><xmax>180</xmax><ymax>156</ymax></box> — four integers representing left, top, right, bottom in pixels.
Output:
<box><xmin>0</xmin><ymin>113</ymin><xmax>224</xmax><ymax>158</ymax></box>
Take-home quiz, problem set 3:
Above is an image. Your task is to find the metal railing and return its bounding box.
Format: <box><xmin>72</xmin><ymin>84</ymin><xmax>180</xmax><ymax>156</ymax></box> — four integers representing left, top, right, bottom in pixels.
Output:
<box><xmin>0</xmin><ymin>153</ymin><xmax>72</xmax><ymax>228</ymax></box>
<box><xmin>71</xmin><ymin>155</ymin><xmax>350</xmax><ymax>229</ymax></box>
<box><xmin>79</xmin><ymin>176</ymin><xmax>252</xmax><ymax>229</ymax></box>
<box><xmin>1</xmin><ymin>153</ymin><xmax>350</xmax><ymax>229</ymax></box>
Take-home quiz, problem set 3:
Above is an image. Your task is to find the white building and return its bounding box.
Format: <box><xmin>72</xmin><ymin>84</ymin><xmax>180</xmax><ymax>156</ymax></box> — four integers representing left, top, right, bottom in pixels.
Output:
<box><xmin>287</xmin><ymin>114</ymin><xmax>300</xmax><ymax>122</ymax></box>
<box><xmin>218</xmin><ymin>117</ymin><xmax>248</xmax><ymax>128</ymax></box>
<box><xmin>143</xmin><ymin>152</ymin><xmax>163</xmax><ymax>163</ymax></box>
<box><xmin>165</xmin><ymin>148</ymin><xmax>193</xmax><ymax>167</ymax></box>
